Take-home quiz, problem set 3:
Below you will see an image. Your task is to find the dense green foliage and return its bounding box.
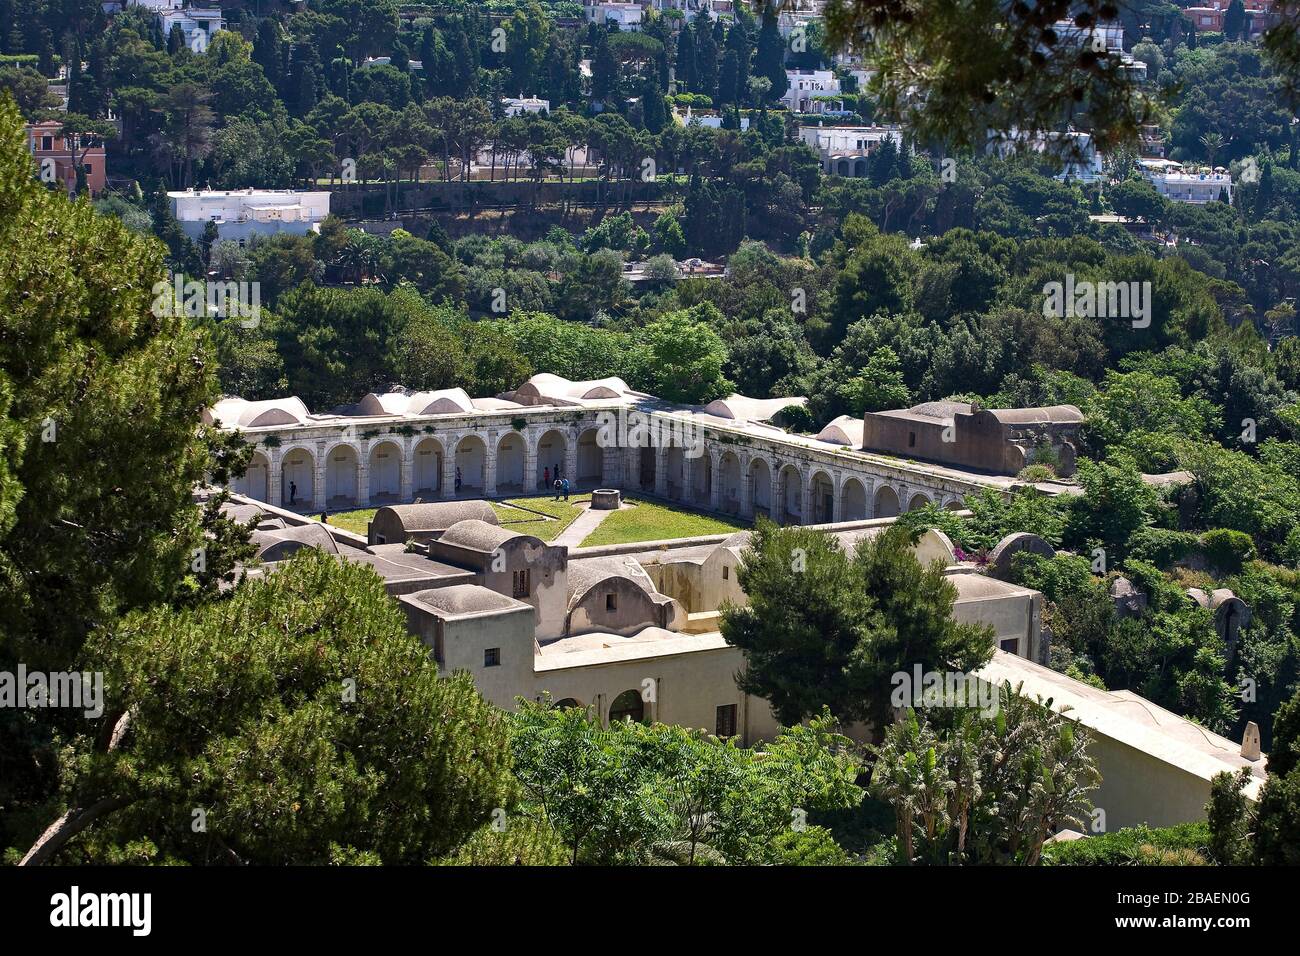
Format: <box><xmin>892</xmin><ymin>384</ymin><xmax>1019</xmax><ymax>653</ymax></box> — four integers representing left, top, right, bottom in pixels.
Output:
<box><xmin>872</xmin><ymin>688</ymin><xmax>1100</xmax><ymax>866</ymax></box>
<box><xmin>509</xmin><ymin>700</ymin><xmax>864</xmax><ymax>865</ymax></box>
<box><xmin>721</xmin><ymin>521</ymin><xmax>993</xmax><ymax>728</ymax></box>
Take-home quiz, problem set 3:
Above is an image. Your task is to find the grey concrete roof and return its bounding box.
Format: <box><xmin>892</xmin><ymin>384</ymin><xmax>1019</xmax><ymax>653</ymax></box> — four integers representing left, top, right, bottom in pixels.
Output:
<box><xmin>252</xmin><ymin>523</ymin><xmax>341</xmax><ymax>559</ymax></box>
<box><xmin>566</xmin><ymin>557</ymin><xmax>656</xmax><ymax>609</ymax></box>
<box><xmin>409</xmin><ymin>584</ymin><xmax>528</xmax><ymax>616</ymax></box>
<box><xmin>439</xmin><ymin>518</ymin><xmax>529</xmax><ymax>552</ymax></box>
<box><xmin>374</xmin><ymin>501</ymin><xmax>498</xmax><ymax>532</ymax></box>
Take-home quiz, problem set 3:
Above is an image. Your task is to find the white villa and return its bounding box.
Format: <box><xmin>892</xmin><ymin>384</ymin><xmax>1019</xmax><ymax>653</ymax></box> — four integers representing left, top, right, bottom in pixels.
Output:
<box><xmin>1139</xmin><ymin>159</ymin><xmax>1235</xmax><ymax>204</ymax></box>
<box><xmin>782</xmin><ymin>69</ymin><xmax>843</xmax><ymax>114</ymax></box>
<box><xmin>799</xmin><ymin>124</ymin><xmax>906</xmax><ymax>176</ymax></box>
<box><xmin>584</xmin><ymin>2</ymin><xmax>643</xmax><ymax>29</ymax></box>
<box><xmin>157</xmin><ymin>7</ymin><xmax>226</xmax><ymax>46</ymax></box>
<box><xmin>502</xmin><ymin>95</ymin><xmax>551</xmax><ymax>117</ymax></box>
<box><xmin>168</xmin><ymin>188</ymin><xmax>331</xmax><ymax>242</ymax></box>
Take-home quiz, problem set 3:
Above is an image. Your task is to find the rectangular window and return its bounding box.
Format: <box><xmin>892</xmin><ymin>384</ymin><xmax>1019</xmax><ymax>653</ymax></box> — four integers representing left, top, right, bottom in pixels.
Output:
<box><xmin>999</xmin><ymin>637</ymin><xmax>1020</xmax><ymax>654</ymax></box>
<box><xmin>83</xmin><ymin>163</ymin><xmax>92</xmax><ymax>175</ymax></box>
<box><xmin>512</xmin><ymin>569</ymin><xmax>531</xmax><ymax>598</ymax></box>
<box><xmin>484</xmin><ymin>647</ymin><xmax>500</xmax><ymax>667</ymax></box>
<box><xmin>715</xmin><ymin>704</ymin><xmax>738</xmax><ymax>738</ymax></box>
<box><xmin>41</xmin><ymin>136</ymin><xmax>52</xmax><ymax>150</ymax></box>
<box><xmin>722</xmin><ymin>565</ymin><xmax>729</xmax><ymax>580</ymax></box>
<box><xmin>605</xmin><ymin>592</ymin><xmax>617</xmax><ymax>612</ymax></box>
<box><xmin>908</xmin><ymin>431</ymin><xmax>917</xmax><ymax>448</ymax></box>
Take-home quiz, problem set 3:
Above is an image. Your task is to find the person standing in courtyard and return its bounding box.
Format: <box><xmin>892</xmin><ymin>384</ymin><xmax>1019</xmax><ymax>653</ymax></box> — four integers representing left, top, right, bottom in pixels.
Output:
<box><xmin>289</xmin><ymin>480</ymin><xmax>297</xmax><ymax>505</ymax></box>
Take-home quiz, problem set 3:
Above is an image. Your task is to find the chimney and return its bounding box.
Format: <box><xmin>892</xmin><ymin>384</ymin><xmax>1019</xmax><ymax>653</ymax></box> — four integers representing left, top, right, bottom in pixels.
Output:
<box><xmin>1241</xmin><ymin>721</ymin><xmax>1262</xmax><ymax>761</ymax></box>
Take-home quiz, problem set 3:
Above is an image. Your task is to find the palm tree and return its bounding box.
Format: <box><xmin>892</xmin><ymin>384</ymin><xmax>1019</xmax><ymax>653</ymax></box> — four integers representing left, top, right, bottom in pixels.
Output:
<box><xmin>1200</xmin><ymin>131</ymin><xmax>1225</xmax><ymax>168</ymax></box>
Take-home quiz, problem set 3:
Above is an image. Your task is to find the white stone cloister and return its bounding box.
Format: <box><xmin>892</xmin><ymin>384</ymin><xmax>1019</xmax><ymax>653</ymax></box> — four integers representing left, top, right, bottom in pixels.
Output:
<box><xmin>210</xmin><ymin>376</ymin><xmax>1012</xmax><ymax>520</ymax></box>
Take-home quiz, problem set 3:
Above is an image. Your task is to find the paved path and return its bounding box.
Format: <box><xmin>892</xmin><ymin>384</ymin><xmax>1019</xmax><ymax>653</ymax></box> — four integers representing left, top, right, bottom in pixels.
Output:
<box><xmin>553</xmin><ymin>504</ymin><xmax>615</xmax><ymax>547</ymax></box>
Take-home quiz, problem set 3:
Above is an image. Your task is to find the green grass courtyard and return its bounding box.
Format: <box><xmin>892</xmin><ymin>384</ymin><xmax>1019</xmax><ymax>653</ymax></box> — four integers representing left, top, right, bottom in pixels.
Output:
<box><xmin>307</xmin><ymin>493</ymin><xmax>745</xmax><ymax>547</ymax></box>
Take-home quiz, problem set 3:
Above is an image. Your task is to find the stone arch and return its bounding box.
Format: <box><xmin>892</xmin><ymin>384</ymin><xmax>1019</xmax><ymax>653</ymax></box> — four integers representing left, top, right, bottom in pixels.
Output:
<box><xmin>841</xmin><ymin>476</ymin><xmax>867</xmax><ymax>522</ymax></box>
<box><xmin>749</xmin><ymin>457</ymin><xmax>772</xmax><ymax>518</ymax></box>
<box><xmin>608</xmin><ymin>689</ymin><xmax>646</xmax><ymax>725</ymax></box>
<box><xmin>496</xmin><ymin>432</ymin><xmax>526</xmax><ymax>495</ymax></box>
<box><xmin>777</xmin><ymin>463</ymin><xmax>803</xmax><ymax>525</ymax></box>
<box><xmin>280</xmin><ymin>446</ymin><xmax>315</xmax><ymax>508</ymax></box>
<box><xmin>874</xmin><ymin>484</ymin><xmax>901</xmax><ymax>518</ymax></box>
<box><xmin>853</xmin><ymin>157</ymin><xmax>868</xmax><ymax>177</ymax></box>
<box><xmin>535</xmin><ymin>428</ymin><xmax>568</xmax><ymax>489</ymax></box>
<box><xmin>692</xmin><ymin>452</ymin><xmax>714</xmax><ymax>506</ymax></box>
<box><xmin>324</xmin><ymin>442</ymin><xmax>359</xmax><ymax>508</ymax></box>
<box><xmin>809</xmin><ymin>469</ymin><xmax>835</xmax><ymax>523</ymax></box>
<box><xmin>455</xmin><ymin>434</ymin><xmax>487</xmax><ymax>495</ymax></box>
<box><xmin>368</xmin><ymin>440</ymin><xmax>402</xmax><ymax>504</ymax></box>
<box><xmin>665</xmin><ymin>446</ymin><xmax>686</xmax><ymax>500</ymax></box>
<box><xmin>235</xmin><ymin>450</ymin><xmax>270</xmax><ymax>502</ymax></box>
<box><xmin>576</xmin><ymin>427</ymin><xmax>604</xmax><ymax>487</ymax></box>
<box><xmin>944</xmin><ymin>496</ymin><xmax>965</xmax><ymax>511</ymax></box>
<box><xmin>638</xmin><ymin>445</ymin><xmax>657</xmax><ymax>492</ymax></box>
<box><xmin>907</xmin><ymin>492</ymin><xmax>932</xmax><ymax>512</ymax></box>
<box><xmin>836</xmin><ymin>159</ymin><xmax>850</xmax><ymax>176</ymax></box>
<box><xmin>837</xmin><ymin>476</ymin><xmax>868</xmax><ymax>520</ymax></box>
<box><xmin>552</xmin><ymin>697</ymin><xmax>584</xmax><ymax>710</ymax></box>
<box><xmin>413</xmin><ymin>437</ymin><xmax>443</xmax><ymax>498</ymax></box>
<box><xmin>718</xmin><ymin>450</ymin><xmax>743</xmax><ymax>514</ymax></box>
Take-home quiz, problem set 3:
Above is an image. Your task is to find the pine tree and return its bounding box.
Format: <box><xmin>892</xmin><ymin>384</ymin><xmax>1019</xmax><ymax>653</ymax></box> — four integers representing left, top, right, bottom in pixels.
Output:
<box><xmin>753</xmin><ymin>7</ymin><xmax>788</xmax><ymax>104</ymax></box>
<box><xmin>676</xmin><ymin>23</ymin><xmax>697</xmax><ymax>94</ymax></box>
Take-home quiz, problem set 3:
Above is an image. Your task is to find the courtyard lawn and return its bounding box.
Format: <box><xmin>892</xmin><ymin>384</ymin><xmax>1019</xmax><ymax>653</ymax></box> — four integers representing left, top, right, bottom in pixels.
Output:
<box><xmin>579</xmin><ymin>497</ymin><xmax>747</xmax><ymax>548</ymax></box>
<box><xmin>495</xmin><ymin>494</ymin><xmax>592</xmax><ymax>542</ymax></box>
<box><xmin>314</xmin><ymin>508</ymin><xmax>375</xmax><ymax>537</ymax></box>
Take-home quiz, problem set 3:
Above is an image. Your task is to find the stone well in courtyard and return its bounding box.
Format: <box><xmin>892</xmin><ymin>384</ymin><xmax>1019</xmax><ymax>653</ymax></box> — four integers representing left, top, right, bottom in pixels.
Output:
<box><xmin>591</xmin><ymin>489</ymin><xmax>622</xmax><ymax>510</ymax></box>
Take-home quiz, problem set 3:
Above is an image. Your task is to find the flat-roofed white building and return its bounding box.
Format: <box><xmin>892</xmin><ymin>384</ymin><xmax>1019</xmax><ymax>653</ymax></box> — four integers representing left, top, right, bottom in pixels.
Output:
<box><xmin>584</xmin><ymin>1</ymin><xmax>643</xmax><ymax>29</ymax></box>
<box><xmin>1140</xmin><ymin>160</ymin><xmax>1234</xmax><ymax>204</ymax></box>
<box><xmin>502</xmin><ymin>95</ymin><xmax>551</xmax><ymax>117</ymax></box>
<box><xmin>799</xmin><ymin>124</ymin><xmax>905</xmax><ymax>175</ymax></box>
<box><xmin>158</xmin><ymin>7</ymin><xmax>226</xmax><ymax>48</ymax></box>
<box><xmin>782</xmin><ymin>69</ymin><xmax>842</xmax><ymax>114</ymax></box>
<box><xmin>168</xmin><ymin>188</ymin><xmax>331</xmax><ymax>242</ymax></box>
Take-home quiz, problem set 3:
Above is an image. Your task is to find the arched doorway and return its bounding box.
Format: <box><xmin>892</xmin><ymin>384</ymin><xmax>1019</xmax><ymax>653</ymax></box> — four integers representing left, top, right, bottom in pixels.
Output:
<box><xmin>908</xmin><ymin>492</ymin><xmax>932</xmax><ymax>512</ymax></box>
<box><xmin>325</xmin><ymin>444</ymin><xmax>359</xmax><ymax>508</ymax></box>
<box><xmin>577</xmin><ymin>428</ymin><xmax>603</xmax><ymax>487</ymax></box>
<box><xmin>455</xmin><ymin>435</ymin><xmax>486</xmax><ymax>495</ymax></box>
<box><xmin>608</xmin><ymin>689</ymin><xmax>646</xmax><ymax>725</ymax></box>
<box><xmin>638</xmin><ymin>445</ymin><xmax>656</xmax><ymax>492</ymax></box>
<box><xmin>368</xmin><ymin>441</ymin><xmax>401</xmax><ymax>504</ymax></box>
<box><xmin>874</xmin><ymin>485</ymin><xmax>900</xmax><ymax>518</ymax></box>
<box><xmin>536</xmin><ymin>429</ymin><xmax>568</xmax><ymax>490</ymax></box>
<box><xmin>718</xmin><ymin>452</ymin><xmax>742</xmax><ymax>514</ymax></box>
<box><xmin>665</xmin><ymin>447</ymin><xmax>686</xmax><ymax>500</ymax></box>
<box><xmin>281</xmin><ymin>447</ymin><xmax>314</xmax><ymax>509</ymax></box>
<box><xmin>235</xmin><ymin>451</ymin><xmax>270</xmax><ymax>502</ymax></box>
<box><xmin>497</xmin><ymin>432</ymin><xmax>526</xmax><ymax>495</ymax></box>
<box><xmin>692</xmin><ymin>453</ymin><xmax>713</xmax><ymax>506</ymax></box>
<box><xmin>777</xmin><ymin>464</ymin><xmax>802</xmax><ymax>525</ymax></box>
<box><xmin>413</xmin><ymin>437</ymin><xmax>443</xmax><ymax>498</ymax></box>
<box><xmin>841</xmin><ymin>477</ymin><xmax>867</xmax><ymax>521</ymax></box>
<box><xmin>944</xmin><ymin>497</ymin><xmax>965</xmax><ymax>511</ymax></box>
<box><xmin>552</xmin><ymin>697</ymin><xmax>584</xmax><ymax>710</ymax></box>
<box><xmin>809</xmin><ymin>470</ymin><xmax>834</xmax><ymax>523</ymax></box>
<box><xmin>749</xmin><ymin>457</ymin><xmax>772</xmax><ymax>518</ymax></box>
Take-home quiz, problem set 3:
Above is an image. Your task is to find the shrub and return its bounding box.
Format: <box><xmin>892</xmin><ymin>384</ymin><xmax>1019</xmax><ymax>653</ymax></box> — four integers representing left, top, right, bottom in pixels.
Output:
<box><xmin>1200</xmin><ymin>528</ymin><xmax>1257</xmax><ymax>575</ymax></box>
<box><xmin>1127</xmin><ymin>527</ymin><xmax>1200</xmax><ymax>569</ymax></box>
<box><xmin>1042</xmin><ymin>823</ymin><xmax>1211</xmax><ymax>865</ymax></box>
